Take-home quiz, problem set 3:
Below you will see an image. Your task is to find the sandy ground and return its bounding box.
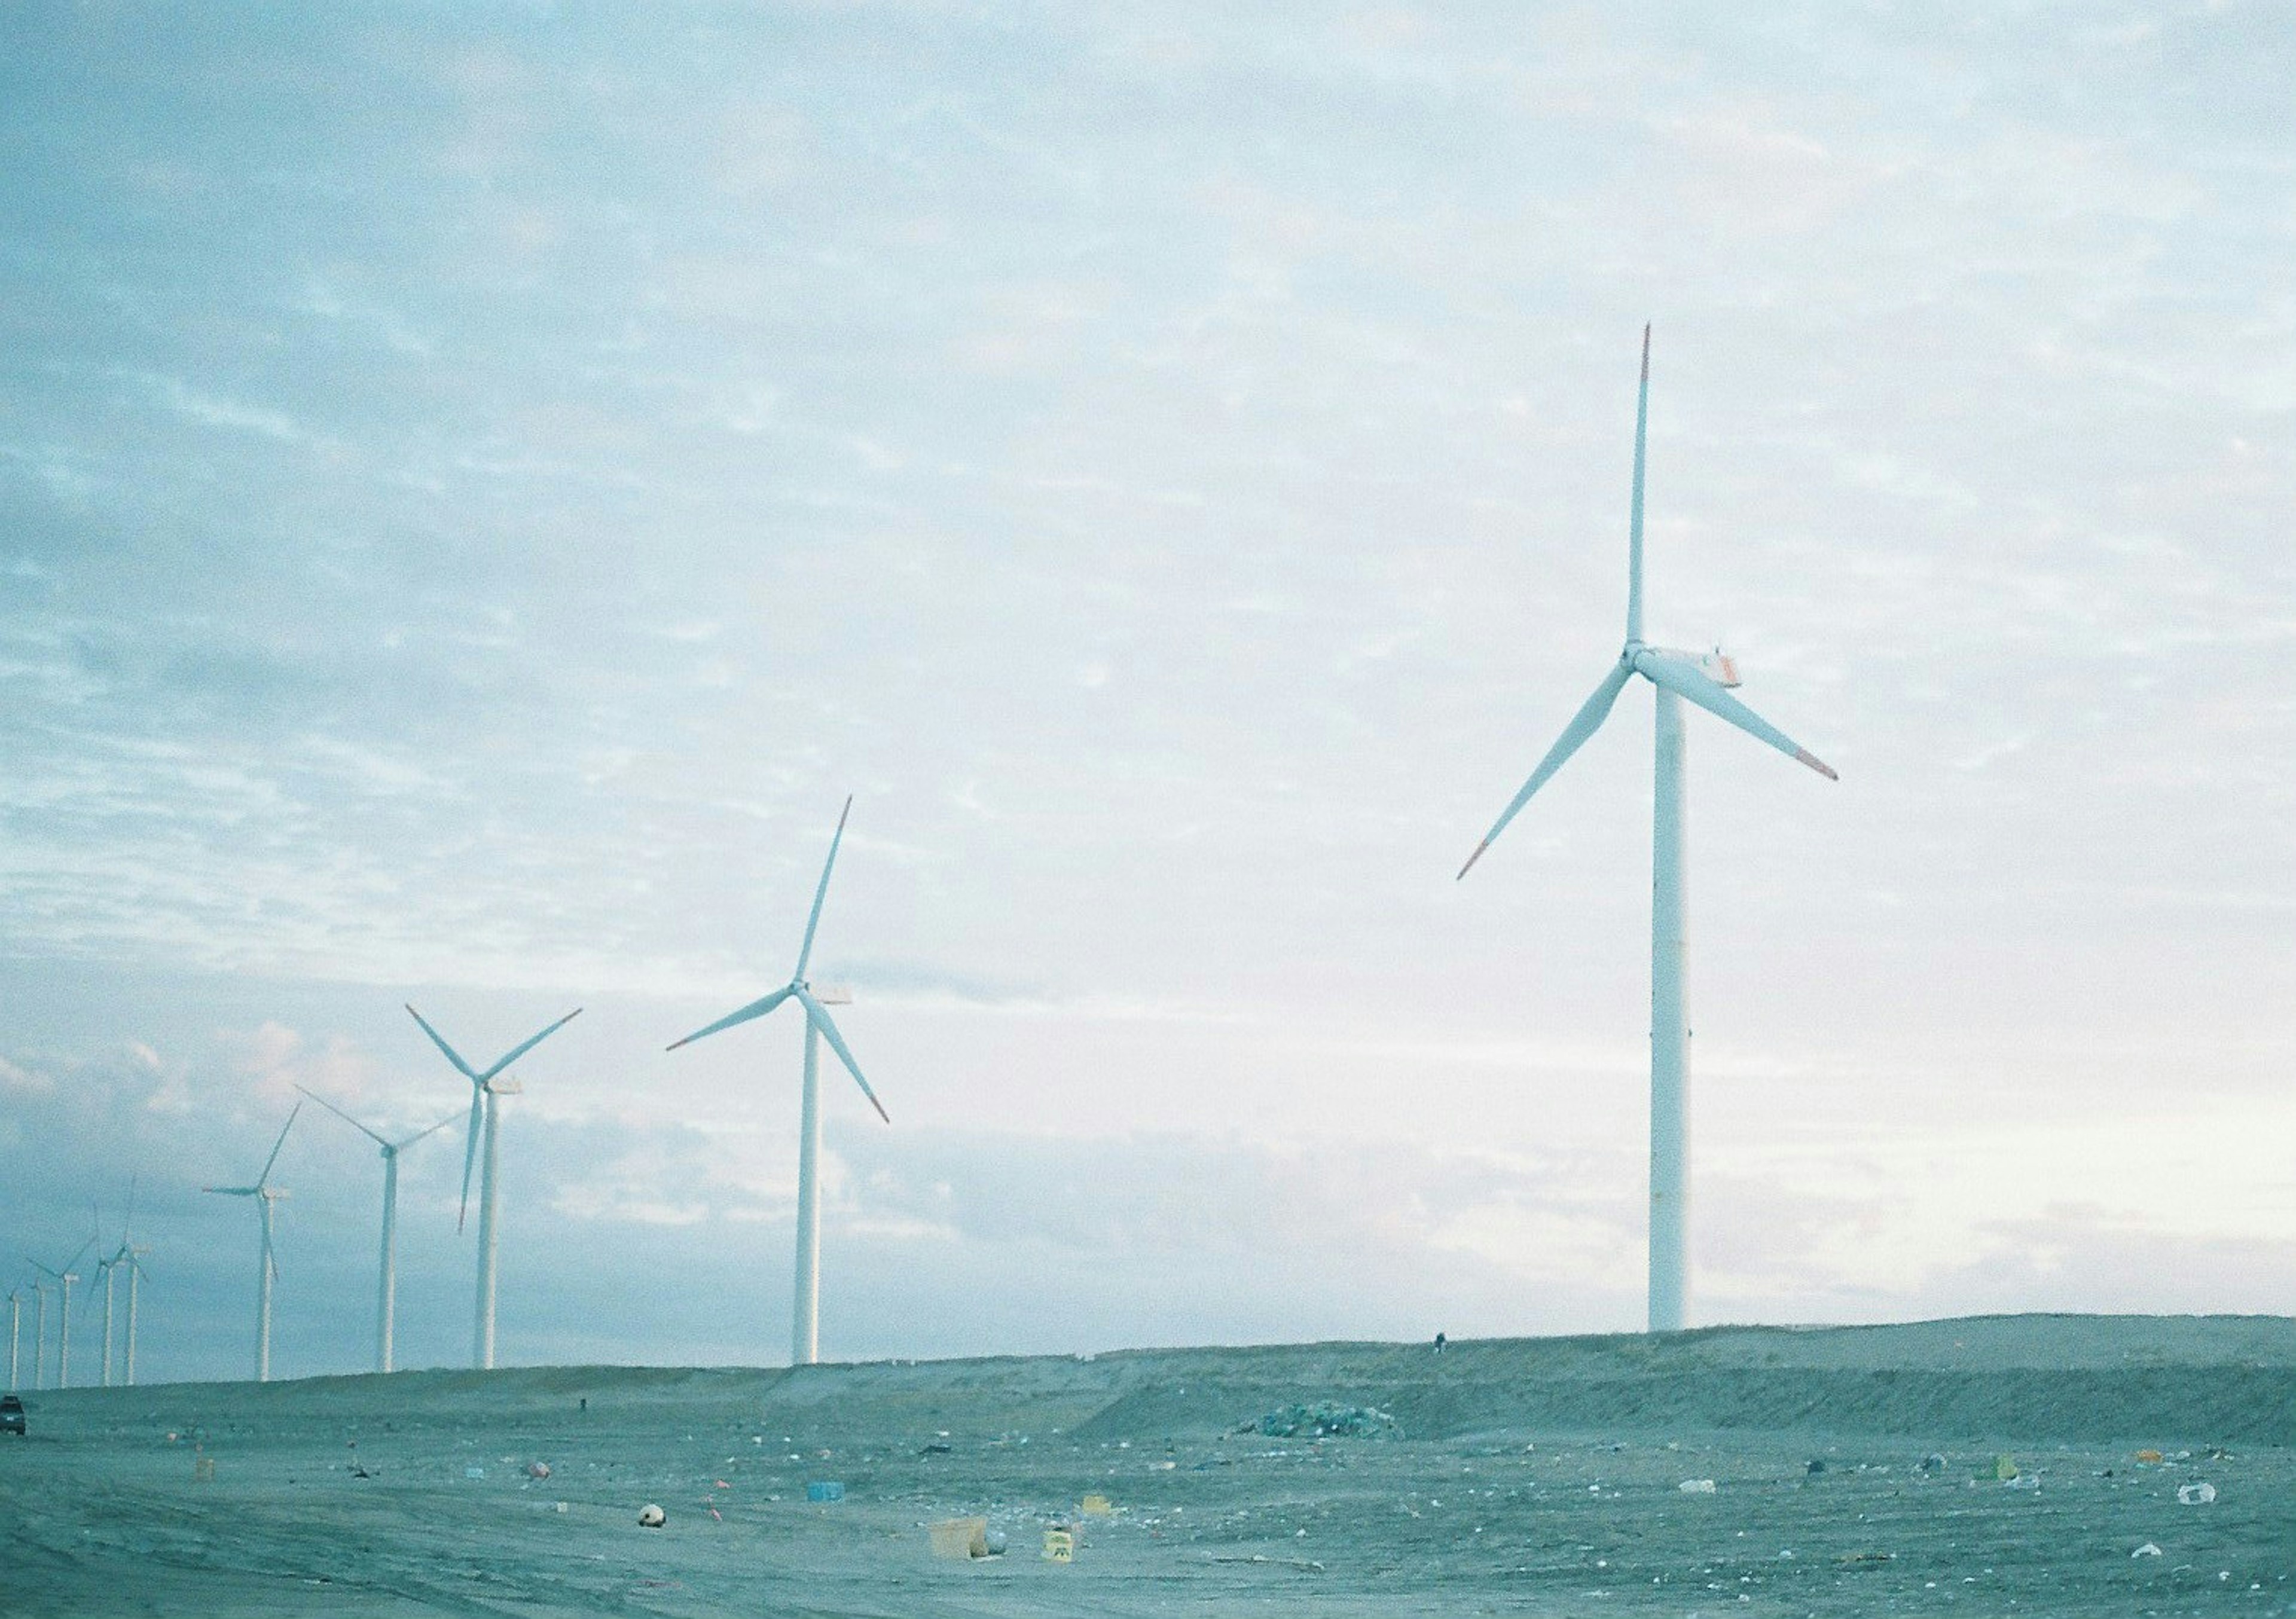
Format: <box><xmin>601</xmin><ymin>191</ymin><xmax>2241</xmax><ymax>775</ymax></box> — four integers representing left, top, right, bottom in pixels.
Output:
<box><xmin>4</xmin><ymin>1314</ymin><xmax>2292</xmax><ymax>1617</ymax></box>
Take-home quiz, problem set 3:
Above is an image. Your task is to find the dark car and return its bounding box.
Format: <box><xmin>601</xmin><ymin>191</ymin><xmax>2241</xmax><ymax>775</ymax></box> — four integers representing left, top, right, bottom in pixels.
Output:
<box><xmin>0</xmin><ymin>1394</ymin><xmax>24</xmax><ymax>1436</ymax></box>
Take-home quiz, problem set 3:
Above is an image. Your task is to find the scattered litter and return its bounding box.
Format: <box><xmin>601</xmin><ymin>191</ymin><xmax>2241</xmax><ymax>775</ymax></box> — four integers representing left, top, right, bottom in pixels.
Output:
<box><xmin>193</xmin><ymin>1455</ymin><xmax>216</xmax><ymax>1483</ymax></box>
<box><xmin>1918</xmin><ymin>1454</ymin><xmax>1946</xmax><ymax>1473</ymax></box>
<box><xmin>527</xmin><ymin>1461</ymin><xmax>552</xmax><ymax>1480</ymax></box>
<box><xmin>1838</xmin><ymin>1551</ymin><xmax>1895</xmax><ymax>1566</ymax></box>
<box><xmin>2004</xmin><ymin>1473</ymin><xmax>2041</xmax><ymax>1492</ymax></box>
<box><xmin>1993</xmin><ymin>1455</ymin><xmax>2019</xmax><ymax>1481</ymax></box>
<box><xmin>1152</xmin><ymin>1459</ymin><xmax>1176</xmax><ymax>1471</ymax></box>
<box><xmin>1246</xmin><ymin>1403</ymin><xmax>1396</xmax><ymax>1440</ymax></box>
<box><xmin>1081</xmin><ymin>1493</ymin><xmax>1115</xmax><ymax>1516</ymax></box>
<box><xmin>2177</xmin><ymin>1482</ymin><xmax>2217</xmax><ymax>1505</ymax></box>
<box><xmin>2132</xmin><ymin>1543</ymin><xmax>2162</xmax><ymax>1559</ymax></box>
<box><xmin>929</xmin><ymin>1517</ymin><xmax>991</xmax><ymax>1560</ymax></box>
<box><xmin>920</xmin><ymin>1442</ymin><xmax>953</xmax><ymax>1455</ymax></box>
<box><xmin>1043</xmin><ymin>1527</ymin><xmax>1075</xmax><ymax>1563</ymax></box>
<box><xmin>805</xmin><ymin>1481</ymin><xmax>846</xmax><ymax>1503</ymax></box>
<box><xmin>637</xmin><ymin>1504</ymin><xmax>666</xmax><ymax>1528</ymax></box>
<box><xmin>553</xmin><ymin>1502</ymin><xmax>569</xmax><ymax>1514</ymax></box>
<box><xmin>2135</xmin><ymin>1449</ymin><xmax>2164</xmax><ymax>1464</ymax></box>
<box><xmin>465</xmin><ymin>1466</ymin><xmax>486</xmax><ymax>1480</ymax></box>
<box><xmin>1678</xmin><ymin>1479</ymin><xmax>1717</xmax><ymax>1494</ymax></box>
<box><xmin>1805</xmin><ymin>1459</ymin><xmax>1827</xmax><ymax>1475</ymax></box>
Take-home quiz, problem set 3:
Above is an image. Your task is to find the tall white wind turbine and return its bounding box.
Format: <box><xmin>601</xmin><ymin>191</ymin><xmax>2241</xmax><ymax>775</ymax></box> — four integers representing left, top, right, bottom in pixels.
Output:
<box><xmin>1458</xmin><ymin>326</ymin><xmax>1837</xmax><ymax>1334</ymax></box>
<box><xmin>27</xmin><ymin>1277</ymin><xmax>45</xmax><ymax>1388</ymax></box>
<box><xmin>204</xmin><ymin>1105</ymin><xmax>300</xmax><ymax>1382</ymax></box>
<box><xmin>668</xmin><ymin>796</ymin><xmax>891</xmax><ymax>1367</ymax></box>
<box><xmin>91</xmin><ymin>1187</ymin><xmax>136</xmax><ymax>1388</ymax></box>
<box><xmin>6</xmin><ymin>1284</ymin><xmax>22</xmax><ymax>1389</ymax></box>
<box><xmin>118</xmin><ymin>1240</ymin><xmax>149</xmax><ymax>1387</ymax></box>
<box><xmin>297</xmin><ymin>1086</ymin><xmax>459</xmax><ymax>1373</ymax></box>
<box><xmin>404</xmin><ymin>1004</ymin><xmax>582</xmax><ymax>1370</ymax></box>
<box><xmin>29</xmin><ymin>1243</ymin><xmax>88</xmax><ymax>1389</ymax></box>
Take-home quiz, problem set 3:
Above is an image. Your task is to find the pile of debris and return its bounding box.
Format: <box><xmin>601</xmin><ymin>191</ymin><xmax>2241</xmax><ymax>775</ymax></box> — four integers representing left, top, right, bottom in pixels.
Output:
<box><xmin>1244</xmin><ymin>1402</ymin><xmax>1397</xmax><ymax>1440</ymax></box>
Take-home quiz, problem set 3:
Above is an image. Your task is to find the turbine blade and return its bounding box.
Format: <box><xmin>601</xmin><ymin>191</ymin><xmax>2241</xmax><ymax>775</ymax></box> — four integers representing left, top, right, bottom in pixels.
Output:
<box><xmin>295</xmin><ymin>1083</ymin><xmax>390</xmax><ymax>1148</ymax></box>
<box><xmin>257</xmin><ymin>1103</ymin><xmax>301</xmax><ymax>1189</ymax></box>
<box><xmin>479</xmin><ymin>1007</ymin><xmax>584</xmax><ymax>1082</ymax></box>
<box><xmin>395</xmin><ymin>1111</ymin><xmax>463</xmax><ymax>1152</ymax></box>
<box><xmin>1458</xmin><ymin>661</ymin><xmax>1634</xmax><ymax>878</ymax></box>
<box><xmin>405</xmin><ymin>1005</ymin><xmax>482</xmax><ymax>1082</ymax></box>
<box><xmin>123</xmin><ymin>1174</ymin><xmax>137</xmax><ymax>1244</ymax></box>
<box><xmin>204</xmin><ymin>1186</ymin><xmax>259</xmax><ymax>1198</ymax></box>
<box><xmin>455</xmin><ymin>1090</ymin><xmax>483</xmax><ymax>1233</ymax></box>
<box><xmin>792</xmin><ymin>796</ymin><xmax>853</xmax><ymax>983</ymax></box>
<box><xmin>1635</xmin><ymin>651</ymin><xmax>1838</xmax><ymax>779</ymax></box>
<box><xmin>1627</xmin><ymin>323</ymin><xmax>1650</xmax><ymax>644</ymax></box>
<box><xmin>666</xmin><ymin>985</ymin><xmax>794</xmax><ymax>1051</ymax></box>
<box><xmin>795</xmin><ymin>988</ymin><xmax>890</xmax><ymax>1124</ymax></box>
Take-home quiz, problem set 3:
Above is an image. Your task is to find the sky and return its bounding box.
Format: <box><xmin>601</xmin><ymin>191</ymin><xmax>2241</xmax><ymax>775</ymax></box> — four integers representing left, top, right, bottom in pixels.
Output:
<box><xmin>2</xmin><ymin>2</ymin><xmax>2291</xmax><ymax>1384</ymax></box>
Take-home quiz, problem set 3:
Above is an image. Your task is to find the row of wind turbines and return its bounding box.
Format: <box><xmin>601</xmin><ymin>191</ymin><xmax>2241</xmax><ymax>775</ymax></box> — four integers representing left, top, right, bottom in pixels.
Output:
<box><xmin>199</xmin><ymin>801</ymin><xmax>881</xmax><ymax>1381</ymax></box>
<box><xmin>11</xmin><ymin>1197</ymin><xmax>151</xmax><ymax>1392</ymax></box>
<box><xmin>117</xmin><ymin>326</ymin><xmax>1832</xmax><ymax>1383</ymax></box>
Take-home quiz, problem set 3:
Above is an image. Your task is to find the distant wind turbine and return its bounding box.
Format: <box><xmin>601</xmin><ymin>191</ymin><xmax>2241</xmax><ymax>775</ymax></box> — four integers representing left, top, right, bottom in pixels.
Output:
<box><xmin>204</xmin><ymin>1104</ymin><xmax>300</xmax><ymax>1382</ymax></box>
<box><xmin>404</xmin><ymin>1004</ymin><xmax>582</xmax><ymax>1370</ymax></box>
<box><xmin>668</xmin><ymin>796</ymin><xmax>891</xmax><ymax>1367</ymax></box>
<box><xmin>1458</xmin><ymin>326</ymin><xmax>1837</xmax><ymax>1334</ymax></box>
<box><xmin>26</xmin><ymin>1277</ymin><xmax>45</xmax><ymax>1388</ymax></box>
<box><xmin>5</xmin><ymin>1284</ymin><xmax>22</xmax><ymax>1390</ymax></box>
<box><xmin>29</xmin><ymin>1243</ymin><xmax>88</xmax><ymax>1389</ymax></box>
<box><xmin>297</xmin><ymin>1085</ymin><xmax>460</xmax><ymax>1373</ymax></box>
<box><xmin>93</xmin><ymin>1183</ymin><xmax>149</xmax><ymax>1388</ymax></box>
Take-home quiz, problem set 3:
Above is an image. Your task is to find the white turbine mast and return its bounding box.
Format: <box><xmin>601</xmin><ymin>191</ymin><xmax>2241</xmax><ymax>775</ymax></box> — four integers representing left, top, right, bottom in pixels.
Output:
<box><xmin>1458</xmin><ymin>326</ymin><xmax>1837</xmax><ymax>1333</ymax></box>
<box><xmin>28</xmin><ymin>1242</ymin><xmax>89</xmax><ymax>1390</ymax></box>
<box><xmin>297</xmin><ymin>1085</ymin><xmax>460</xmax><ymax>1373</ymax></box>
<box><xmin>668</xmin><ymin>795</ymin><xmax>891</xmax><ymax>1367</ymax></box>
<box><xmin>404</xmin><ymin>1003</ymin><xmax>582</xmax><ymax>1370</ymax></box>
<box><xmin>203</xmin><ymin>1104</ymin><xmax>300</xmax><ymax>1382</ymax></box>
<box><xmin>5</xmin><ymin>1282</ymin><xmax>23</xmax><ymax>1391</ymax></box>
<box><xmin>90</xmin><ymin>1184</ymin><xmax>139</xmax><ymax>1389</ymax></box>
<box><xmin>26</xmin><ymin>1276</ymin><xmax>46</xmax><ymax>1389</ymax></box>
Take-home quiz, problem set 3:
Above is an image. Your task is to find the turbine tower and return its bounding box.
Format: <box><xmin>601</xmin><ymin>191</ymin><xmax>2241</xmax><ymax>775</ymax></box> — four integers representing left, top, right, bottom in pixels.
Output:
<box><xmin>297</xmin><ymin>1086</ymin><xmax>459</xmax><ymax>1373</ymax></box>
<box><xmin>204</xmin><ymin>1105</ymin><xmax>300</xmax><ymax>1382</ymax></box>
<box><xmin>404</xmin><ymin>1004</ymin><xmax>582</xmax><ymax>1370</ymax></box>
<box><xmin>1458</xmin><ymin>326</ymin><xmax>1837</xmax><ymax>1334</ymax></box>
<box><xmin>119</xmin><ymin>1242</ymin><xmax>148</xmax><ymax>1386</ymax></box>
<box><xmin>668</xmin><ymin>796</ymin><xmax>891</xmax><ymax>1367</ymax></box>
<box><xmin>92</xmin><ymin>1188</ymin><xmax>135</xmax><ymax>1388</ymax></box>
<box><xmin>27</xmin><ymin>1278</ymin><xmax>45</xmax><ymax>1388</ymax></box>
<box><xmin>29</xmin><ymin>1244</ymin><xmax>88</xmax><ymax>1389</ymax></box>
<box><xmin>93</xmin><ymin>1252</ymin><xmax>117</xmax><ymax>1388</ymax></box>
<box><xmin>6</xmin><ymin>1284</ymin><xmax>22</xmax><ymax>1389</ymax></box>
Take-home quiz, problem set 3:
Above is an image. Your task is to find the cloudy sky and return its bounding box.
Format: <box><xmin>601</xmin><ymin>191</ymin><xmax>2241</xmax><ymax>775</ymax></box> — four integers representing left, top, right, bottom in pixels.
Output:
<box><xmin>3</xmin><ymin>3</ymin><xmax>2290</xmax><ymax>1383</ymax></box>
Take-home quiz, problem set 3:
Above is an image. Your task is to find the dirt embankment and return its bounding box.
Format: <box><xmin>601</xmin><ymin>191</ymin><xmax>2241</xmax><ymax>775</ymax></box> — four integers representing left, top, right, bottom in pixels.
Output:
<box><xmin>52</xmin><ymin>1312</ymin><xmax>2294</xmax><ymax>1450</ymax></box>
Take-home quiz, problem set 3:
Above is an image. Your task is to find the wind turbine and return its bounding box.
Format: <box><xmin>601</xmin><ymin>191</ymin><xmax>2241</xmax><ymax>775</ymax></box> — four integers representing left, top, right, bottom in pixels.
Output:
<box><xmin>404</xmin><ymin>1004</ymin><xmax>582</xmax><ymax>1370</ymax></box>
<box><xmin>297</xmin><ymin>1085</ymin><xmax>459</xmax><ymax>1373</ymax></box>
<box><xmin>118</xmin><ymin>1241</ymin><xmax>149</xmax><ymax>1386</ymax></box>
<box><xmin>1457</xmin><ymin>326</ymin><xmax>1837</xmax><ymax>1334</ymax></box>
<box><xmin>29</xmin><ymin>1243</ymin><xmax>88</xmax><ymax>1389</ymax></box>
<box><xmin>668</xmin><ymin>795</ymin><xmax>891</xmax><ymax>1367</ymax></box>
<box><xmin>92</xmin><ymin>1185</ymin><xmax>145</xmax><ymax>1389</ymax></box>
<box><xmin>204</xmin><ymin>1105</ymin><xmax>300</xmax><ymax>1382</ymax></box>
<box><xmin>6</xmin><ymin>1284</ymin><xmax>22</xmax><ymax>1389</ymax></box>
<box><xmin>27</xmin><ymin>1277</ymin><xmax>45</xmax><ymax>1388</ymax></box>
